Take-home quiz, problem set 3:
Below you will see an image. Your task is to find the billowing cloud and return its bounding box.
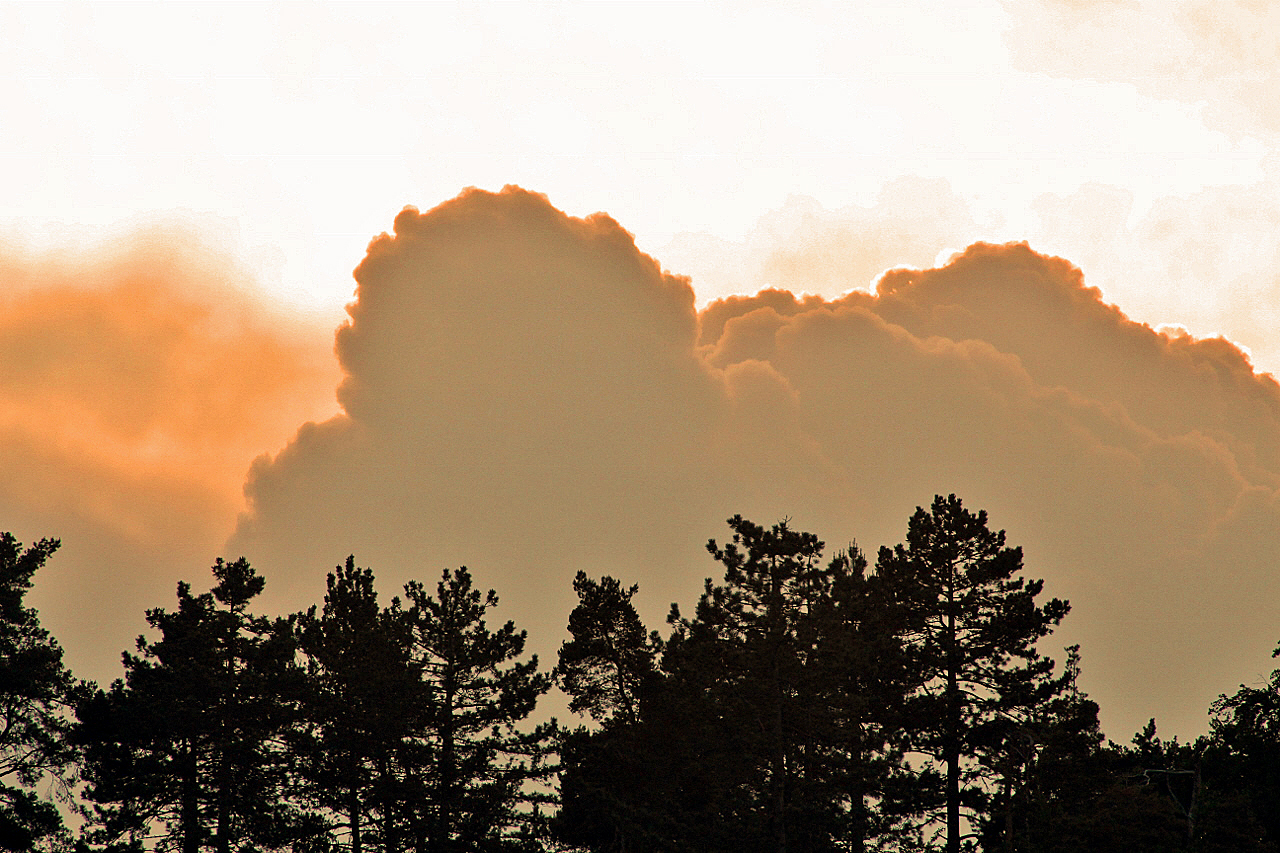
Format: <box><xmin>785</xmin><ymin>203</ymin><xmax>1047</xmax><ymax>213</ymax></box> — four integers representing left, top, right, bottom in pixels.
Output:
<box><xmin>233</xmin><ymin>188</ymin><xmax>731</xmax><ymax>660</ymax></box>
<box><xmin>233</xmin><ymin>187</ymin><xmax>1280</xmax><ymax>739</ymax></box>
<box><xmin>665</xmin><ymin>173</ymin><xmax>1280</xmax><ymax>379</ymax></box>
<box><xmin>0</xmin><ymin>220</ymin><xmax>339</xmax><ymax>684</ymax></box>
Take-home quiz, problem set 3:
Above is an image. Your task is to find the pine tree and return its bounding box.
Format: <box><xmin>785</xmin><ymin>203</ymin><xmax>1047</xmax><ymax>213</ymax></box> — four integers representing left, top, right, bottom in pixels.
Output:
<box><xmin>1197</xmin><ymin>645</ymin><xmax>1280</xmax><ymax>852</ymax></box>
<box><xmin>552</xmin><ymin>573</ymin><xmax>669</xmax><ymax>852</ymax></box>
<box><xmin>555</xmin><ymin>572</ymin><xmax>661</xmax><ymax>727</ymax></box>
<box><xmin>555</xmin><ymin>518</ymin><xmax>930</xmax><ymax>853</ymax></box>
<box><xmin>293</xmin><ymin>556</ymin><xmax>426</xmax><ymax>853</ymax></box>
<box><xmin>0</xmin><ymin>533</ymin><xmax>82</xmax><ymax>851</ymax></box>
<box><xmin>76</xmin><ymin>558</ymin><xmax>305</xmax><ymax>852</ymax></box>
<box><xmin>874</xmin><ymin>495</ymin><xmax>1071</xmax><ymax>853</ymax></box>
<box><xmin>401</xmin><ymin>567</ymin><xmax>556</xmax><ymax>852</ymax></box>
<box><xmin>970</xmin><ymin>645</ymin><xmax>1115</xmax><ymax>852</ymax></box>
<box><xmin>661</xmin><ymin>516</ymin><xmax>918</xmax><ymax>852</ymax></box>
<box><xmin>662</xmin><ymin>516</ymin><xmax>830</xmax><ymax>850</ymax></box>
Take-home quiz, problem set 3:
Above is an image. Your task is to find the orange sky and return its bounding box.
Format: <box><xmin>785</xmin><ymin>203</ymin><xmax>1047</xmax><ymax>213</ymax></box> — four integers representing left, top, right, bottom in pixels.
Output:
<box><xmin>6</xmin><ymin>1</ymin><xmax>1280</xmax><ymax>742</ymax></box>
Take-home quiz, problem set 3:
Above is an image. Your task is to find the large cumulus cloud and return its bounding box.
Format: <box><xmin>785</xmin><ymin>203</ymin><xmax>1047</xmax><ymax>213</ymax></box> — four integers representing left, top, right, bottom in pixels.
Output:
<box><xmin>234</xmin><ymin>187</ymin><xmax>1280</xmax><ymax>739</ymax></box>
<box><xmin>233</xmin><ymin>188</ymin><xmax>730</xmax><ymax>650</ymax></box>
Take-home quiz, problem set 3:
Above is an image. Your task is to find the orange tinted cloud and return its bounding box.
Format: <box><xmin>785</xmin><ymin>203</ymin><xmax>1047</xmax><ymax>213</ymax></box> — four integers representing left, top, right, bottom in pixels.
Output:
<box><xmin>232</xmin><ymin>187</ymin><xmax>1280</xmax><ymax>739</ymax></box>
<box><xmin>0</xmin><ymin>221</ymin><xmax>339</xmax><ymax>682</ymax></box>
<box><xmin>234</xmin><ymin>188</ymin><xmax>729</xmax><ymax>653</ymax></box>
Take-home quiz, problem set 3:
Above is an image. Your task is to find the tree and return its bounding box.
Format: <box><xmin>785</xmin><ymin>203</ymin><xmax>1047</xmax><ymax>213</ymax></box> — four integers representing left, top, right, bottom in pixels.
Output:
<box><xmin>1196</xmin><ymin>644</ymin><xmax>1280</xmax><ymax>852</ymax></box>
<box><xmin>400</xmin><ymin>567</ymin><xmax>557</xmax><ymax>852</ymax></box>
<box><xmin>555</xmin><ymin>573</ymin><xmax>661</xmax><ymax>727</ymax></box>
<box><xmin>658</xmin><ymin>516</ymin><xmax>834</xmax><ymax>850</ymax></box>
<box><xmin>293</xmin><ymin>556</ymin><xmax>426</xmax><ymax>853</ymax></box>
<box><xmin>874</xmin><ymin>495</ymin><xmax>1071</xmax><ymax>853</ymax></box>
<box><xmin>555</xmin><ymin>518</ymin><xmax>932</xmax><ymax>853</ymax></box>
<box><xmin>969</xmin><ymin>646</ymin><xmax>1120</xmax><ymax>853</ymax></box>
<box><xmin>0</xmin><ymin>533</ymin><xmax>82</xmax><ymax>850</ymax></box>
<box><xmin>655</xmin><ymin>516</ymin><xmax>918</xmax><ymax>852</ymax></box>
<box><xmin>683</xmin><ymin>516</ymin><xmax>933</xmax><ymax>852</ymax></box>
<box><xmin>76</xmin><ymin>558</ymin><xmax>305</xmax><ymax>853</ymax></box>
<box><xmin>552</xmin><ymin>573</ymin><xmax>673</xmax><ymax>852</ymax></box>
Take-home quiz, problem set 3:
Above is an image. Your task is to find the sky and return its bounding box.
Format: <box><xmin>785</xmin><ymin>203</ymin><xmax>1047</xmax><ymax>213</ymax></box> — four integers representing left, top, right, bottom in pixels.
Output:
<box><xmin>5</xmin><ymin>0</ymin><xmax>1280</xmax><ymax>740</ymax></box>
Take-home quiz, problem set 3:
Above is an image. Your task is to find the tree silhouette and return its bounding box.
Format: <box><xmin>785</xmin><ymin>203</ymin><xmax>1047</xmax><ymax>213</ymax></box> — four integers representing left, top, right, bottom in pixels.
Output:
<box><xmin>0</xmin><ymin>533</ymin><xmax>82</xmax><ymax>850</ymax></box>
<box><xmin>1196</xmin><ymin>646</ymin><xmax>1280</xmax><ymax>852</ymax></box>
<box><xmin>76</xmin><ymin>558</ymin><xmax>304</xmax><ymax>852</ymax></box>
<box><xmin>556</xmin><ymin>516</ymin><xmax>923</xmax><ymax>852</ymax></box>
<box><xmin>555</xmin><ymin>572</ymin><xmax>661</xmax><ymax>727</ymax></box>
<box><xmin>293</xmin><ymin>556</ymin><xmax>426</xmax><ymax>853</ymax></box>
<box><xmin>553</xmin><ymin>573</ymin><xmax>673</xmax><ymax>852</ymax></box>
<box><xmin>401</xmin><ymin>567</ymin><xmax>557</xmax><ymax>852</ymax></box>
<box><xmin>874</xmin><ymin>495</ymin><xmax>1071</xmax><ymax>853</ymax></box>
<box><xmin>670</xmin><ymin>515</ymin><xmax>925</xmax><ymax>851</ymax></box>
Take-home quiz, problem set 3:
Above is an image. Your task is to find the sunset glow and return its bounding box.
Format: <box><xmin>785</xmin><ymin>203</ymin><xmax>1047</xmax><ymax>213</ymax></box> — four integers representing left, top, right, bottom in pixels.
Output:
<box><xmin>7</xmin><ymin>0</ymin><xmax>1280</xmax><ymax>753</ymax></box>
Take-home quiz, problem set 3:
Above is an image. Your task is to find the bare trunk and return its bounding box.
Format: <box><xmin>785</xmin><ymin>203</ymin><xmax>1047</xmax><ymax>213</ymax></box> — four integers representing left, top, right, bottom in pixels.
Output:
<box><xmin>181</xmin><ymin>742</ymin><xmax>200</xmax><ymax>853</ymax></box>
<box><xmin>774</xmin><ymin>677</ymin><xmax>786</xmax><ymax>853</ymax></box>
<box><xmin>946</xmin><ymin>572</ymin><xmax>960</xmax><ymax>853</ymax></box>
<box><xmin>350</xmin><ymin>785</ymin><xmax>362</xmax><ymax>853</ymax></box>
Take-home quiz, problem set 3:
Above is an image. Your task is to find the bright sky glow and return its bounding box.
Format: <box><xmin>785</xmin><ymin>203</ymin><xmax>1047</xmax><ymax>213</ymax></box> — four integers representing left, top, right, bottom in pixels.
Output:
<box><xmin>1</xmin><ymin>1</ymin><xmax>1275</xmax><ymax>356</ymax></box>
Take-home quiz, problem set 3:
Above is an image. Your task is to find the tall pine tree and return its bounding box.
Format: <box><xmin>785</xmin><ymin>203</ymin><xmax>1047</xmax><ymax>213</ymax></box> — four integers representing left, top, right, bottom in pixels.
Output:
<box><xmin>669</xmin><ymin>515</ymin><xmax>924</xmax><ymax>852</ymax></box>
<box><xmin>874</xmin><ymin>495</ymin><xmax>1071</xmax><ymax>853</ymax></box>
<box><xmin>552</xmin><ymin>573</ymin><xmax>669</xmax><ymax>852</ymax></box>
<box><xmin>555</xmin><ymin>572</ymin><xmax>661</xmax><ymax>727</ymax></box>
<box><xmin>400</xmin><ymin>567</ymin><xmax>557</xmax><ymax>852</ymax></box>
<box><xmin>293</xmin><ymin>556</ymin><xmax>426</xmax><ymax>853</ymax></box>
<box><xmin>556</xmin><ymin>517</ymin><xmax>931</xmax><ymax>853</ymax></box>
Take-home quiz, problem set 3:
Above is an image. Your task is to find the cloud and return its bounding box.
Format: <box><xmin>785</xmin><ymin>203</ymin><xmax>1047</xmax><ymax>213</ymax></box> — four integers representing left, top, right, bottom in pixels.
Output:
<box><xmin>233</xmin><ymin>188</ymin><xmax>731</xmax><ymax>655</ymax></box>
<box><xmin>1029</xmin><ymin>178</ymin><xmax>1280</xmax><ymax>376</ymax></box>
<box><xmin>658</xmin><ymin>176</ymin><xmax>993</xmax><ymax>306</ymax></box>
<box><xmin>664</xmin><ymin>173</ymin><xmax>1280</xmax><ymax>379</ymax></box>
<box><xmin>1003</xmin><ymin>0</ymin><xmax>1280</xmax><ymax>141</ymax></box>
<box><xmin>231</xmin><ymin>187</ymin><xmax>1280</xmax><ymax>740</ymax></box>
<box><xmin>0</xmin><ymin>219</ymin><xmax>339</xmax><ymax>684</ymax></box>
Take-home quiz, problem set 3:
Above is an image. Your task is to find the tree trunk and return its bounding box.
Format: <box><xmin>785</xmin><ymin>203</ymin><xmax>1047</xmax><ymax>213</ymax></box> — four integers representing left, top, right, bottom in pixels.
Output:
<box><xmin>774</xmin><ymin>675</ymin><xmax>787</xmax><ymax>853</ymax></box>
<box><xmin>849</xmin><ymin>772</ymin><xmax>867</xmax><ymax>853</ymax></box>
<box><xmin>770</xmin><ymin>562</ymin><xmax>787</xmax><ymax>853</ymax></box>
<box><xmin>947</xmin><ymin>745</ymin><xmax>960</xmax><ymax>853</ymax></box>
<box><xmin>181</xmin><ymin>742</ymin><xmax>200</xmax><ymax>853</ymax></box>
<box><xmin>440</xmin><ymin>673</ymin><xmax>456</xmax><ymax>853</ymax></box>
<box><xmin>946</xmin><ymin>573</ymin><xmax>960</xmax><ymax>853</ymax></box>
<box><xmin>349</xmin><ymin>781</ymin><xmax>362</xmax><ymax>853</ymax></box>
<box><xmin>381</xmin><ymin>754</ymin><xmax>396</xmax><ymax>853</ymax></box>
<box><xmin>215</xmin><ymin>745</ymin><xmax>232</xmax><ymax>853</ymax></box>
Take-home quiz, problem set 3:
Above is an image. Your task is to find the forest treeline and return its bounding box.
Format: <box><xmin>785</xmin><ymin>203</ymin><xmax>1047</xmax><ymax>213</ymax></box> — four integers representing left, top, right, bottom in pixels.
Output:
<box><xmin>2</xmin><ymin>495</ymin><xmax>1278</xmax><ymax>852</ymax></box>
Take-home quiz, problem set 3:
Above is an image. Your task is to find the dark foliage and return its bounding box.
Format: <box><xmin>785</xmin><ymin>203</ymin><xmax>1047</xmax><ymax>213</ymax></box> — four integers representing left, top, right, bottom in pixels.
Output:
<box><xmin>293</xmin><ymin>556</ymin><xmax>426</xmax><ymax>852</ymax></box>
<box><xmin>874</xmin><ymin>495</ymin><xmax>1072</xmax><ymax>853</ymax></box>
<box><xmin>556</xmin><ymin>516</ymin><xmax>924</xmax><ymax>852</ymax></box>
<box><xmin>399</xmin><ymin>567</ymin><xmax>558</xmax><ymax>852</ymax></box>
<box><xmin>0</xmin><ymin>533</ymin><xmax>82</xmax><ymax>851</ymax></box>
<box><xmin>10</xmin><ymin>497</ymin><xmax>1280</xmax><ymax>852</ymax></box>
<box><xmin>75</xmin><ymin>558</ymin><xmax>307</xmax><ymax>852</ymax></box>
